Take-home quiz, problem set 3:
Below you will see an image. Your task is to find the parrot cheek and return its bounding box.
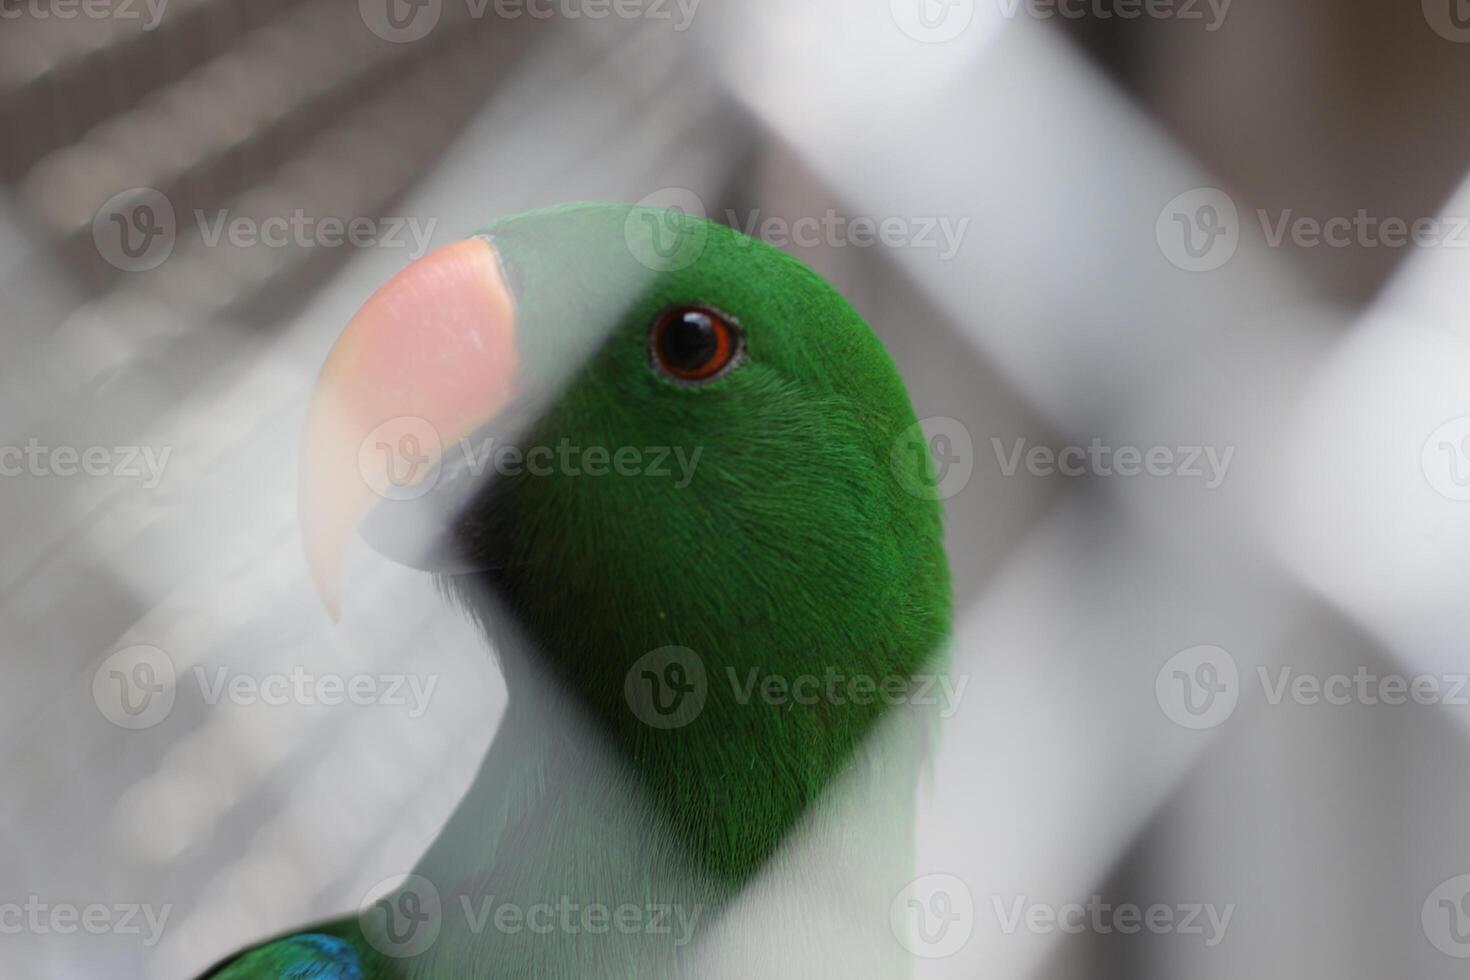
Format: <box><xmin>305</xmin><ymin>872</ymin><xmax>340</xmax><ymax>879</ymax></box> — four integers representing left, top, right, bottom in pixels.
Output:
<box><xmin>355</xmin><ymin>397</ymin><xmax>552</xmax><ymax>577</ymax></box>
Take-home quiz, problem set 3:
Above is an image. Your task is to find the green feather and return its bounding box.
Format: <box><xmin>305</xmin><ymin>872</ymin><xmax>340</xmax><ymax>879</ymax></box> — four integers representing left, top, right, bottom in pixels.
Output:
<box><xmin>203</xmin><ymin>932</ymin><xmax>374</xmax><ymax>978</ymax></box>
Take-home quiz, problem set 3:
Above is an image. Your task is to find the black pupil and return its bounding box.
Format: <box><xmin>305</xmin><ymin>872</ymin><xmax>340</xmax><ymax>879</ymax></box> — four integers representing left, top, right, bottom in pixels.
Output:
<box><xmin>660</xmin><ymin>311</ymin><xmax>720</xmax><ymax>372</ymax></box>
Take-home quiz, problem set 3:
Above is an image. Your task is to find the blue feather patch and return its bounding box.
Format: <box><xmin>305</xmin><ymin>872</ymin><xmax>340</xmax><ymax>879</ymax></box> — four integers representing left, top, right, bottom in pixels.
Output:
<box><xmin>274</xmin><ymin>933</ymin><xmax>363</xmax><ymax>979</ymax></box>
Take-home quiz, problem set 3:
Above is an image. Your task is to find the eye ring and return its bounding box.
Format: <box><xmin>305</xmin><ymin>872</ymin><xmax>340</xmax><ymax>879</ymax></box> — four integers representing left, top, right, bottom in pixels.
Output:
<box><xmin>648</xmin><ymin>306</ymin><xmax>744</xmax><ymax>384</ymax></box>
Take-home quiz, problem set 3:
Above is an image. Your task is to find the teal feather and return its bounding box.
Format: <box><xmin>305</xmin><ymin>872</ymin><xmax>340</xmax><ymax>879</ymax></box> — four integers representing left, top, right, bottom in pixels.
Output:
<box><xmin>205</xmin><ymin>933</ymin><xmax>367</xmax><ymax>979</ymax></box>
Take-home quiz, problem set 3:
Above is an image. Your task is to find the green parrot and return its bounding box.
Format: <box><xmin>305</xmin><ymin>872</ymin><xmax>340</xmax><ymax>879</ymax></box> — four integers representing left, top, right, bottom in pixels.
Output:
<box><xmin>202</xmin><ymin>202</ymin><xmax>952</xmax><ymax>979</ymax></box>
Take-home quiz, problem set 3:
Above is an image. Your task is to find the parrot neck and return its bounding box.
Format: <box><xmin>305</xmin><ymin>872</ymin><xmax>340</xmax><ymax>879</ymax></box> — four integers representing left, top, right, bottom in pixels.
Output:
<box><xmin>402</xmin><ymin>657</ymin><xmax>928</xmax><ymax>978</ymax></box>
<box><xmin>387</xmin><ymin>577</ymin><xmax>939</xmax><ymax>976</ymax></box>
<box><xmin>401</xmin><ymin>665</ymin><xmax>731</xmax><ymax>976</ymax></box>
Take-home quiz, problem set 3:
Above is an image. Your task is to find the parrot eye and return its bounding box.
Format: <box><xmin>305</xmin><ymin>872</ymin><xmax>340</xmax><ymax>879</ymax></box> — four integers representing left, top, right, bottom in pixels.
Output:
<box><xmin>649</xmin><ymin>306</ymin><xmax>743</xmax><ymax>383</ymax></box>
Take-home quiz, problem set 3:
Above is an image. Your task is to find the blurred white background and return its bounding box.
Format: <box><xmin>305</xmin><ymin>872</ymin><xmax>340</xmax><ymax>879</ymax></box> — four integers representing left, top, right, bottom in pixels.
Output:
<box><xmin>5</xmin><ymin>0</ymin><xmax>1470</xmax><ymax>976</ymax></box>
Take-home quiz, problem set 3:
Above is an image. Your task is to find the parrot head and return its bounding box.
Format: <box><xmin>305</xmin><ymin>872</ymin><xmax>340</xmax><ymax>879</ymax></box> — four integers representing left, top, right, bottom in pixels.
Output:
<box><xmin>301</xmin><ymin>201</ymin><xmax>951</xmax><ymax>880</ymax></box>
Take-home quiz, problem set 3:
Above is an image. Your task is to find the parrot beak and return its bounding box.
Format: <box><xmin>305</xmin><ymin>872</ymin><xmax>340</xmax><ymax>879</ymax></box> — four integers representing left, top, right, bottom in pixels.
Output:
<box><xmin>300</xmin><ymin>237</ymin><xmax>519</xmax><ymax>620</ymax></box>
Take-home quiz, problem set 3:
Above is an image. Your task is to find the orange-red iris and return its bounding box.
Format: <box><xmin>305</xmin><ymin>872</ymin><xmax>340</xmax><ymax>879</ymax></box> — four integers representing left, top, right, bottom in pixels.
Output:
<box><xmin>650</xmin><ymin>306</ymin><xmax>740</xmax><ymax>382</ymax></box>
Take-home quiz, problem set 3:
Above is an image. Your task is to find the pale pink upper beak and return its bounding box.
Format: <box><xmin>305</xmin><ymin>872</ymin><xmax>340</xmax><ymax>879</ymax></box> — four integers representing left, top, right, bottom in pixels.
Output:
<box><xmin>300</xmin><ymin>237</ymin><xmax>519</xmax><ymax>619</ymax></box>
